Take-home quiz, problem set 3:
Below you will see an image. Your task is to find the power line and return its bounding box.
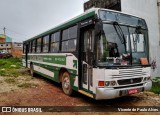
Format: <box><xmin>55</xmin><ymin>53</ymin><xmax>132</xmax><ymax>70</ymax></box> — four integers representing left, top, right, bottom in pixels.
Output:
<box><xmin>0</xmin><ymin>27</ymin><xmax>29</xmax><ymax>38</ymax></box>
<box><xmin>6</xmin><ymin>28</ymin><xmax>29</xmax><ymax>38</ymax></box>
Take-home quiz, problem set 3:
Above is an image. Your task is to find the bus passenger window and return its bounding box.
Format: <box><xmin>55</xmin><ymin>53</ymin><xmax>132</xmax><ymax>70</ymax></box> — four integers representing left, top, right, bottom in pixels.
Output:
<box><xmin>32</xmin><ymin>40</ymin><xmax>36</xmax><ymax>53</ymax></box>
<box><xmin>36</xmin><ymin>38</ymin><xmax>42</xmax><ymax>53</ymax></box>
<box><xmin>50</xmin><ymin>32</ymin><xmax>60</xmax><ymax>52</ymax></box>
<box><xmin>29</xmin><ymin>42</ymin><xmax>32</xmax><ymax>53</ymax></box>
<box><xmin>61</xmin><ymin>25</ymin><xmax>77</xmax><ymax>52</ymax></box>
<box><xmin>42</xmin><ymin>35</ymin><xmax>49</xmax><ymax>53</ymax></box>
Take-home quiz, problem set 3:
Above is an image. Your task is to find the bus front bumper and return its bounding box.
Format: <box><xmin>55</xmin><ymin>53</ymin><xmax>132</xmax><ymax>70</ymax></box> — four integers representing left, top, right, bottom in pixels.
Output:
<box><xmin>95</xmin><ymin>81</ymin><xmax>152</xmax><ymax>100</ymax></box>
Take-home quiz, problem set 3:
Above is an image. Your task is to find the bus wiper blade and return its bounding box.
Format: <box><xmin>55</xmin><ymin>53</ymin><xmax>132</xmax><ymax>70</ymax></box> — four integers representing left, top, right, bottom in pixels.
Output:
<box><xmin>113</xmin><ymin>21</ymin><xmax>127</xmax><ymax>52</ymax></box>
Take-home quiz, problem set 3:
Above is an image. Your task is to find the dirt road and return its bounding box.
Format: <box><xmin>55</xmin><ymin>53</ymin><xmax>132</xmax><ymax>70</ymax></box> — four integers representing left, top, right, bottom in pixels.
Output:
<box><xmin>0</xmin><ymin>75</ymin><xmax>160</xmax><ymax>114</ymax></box>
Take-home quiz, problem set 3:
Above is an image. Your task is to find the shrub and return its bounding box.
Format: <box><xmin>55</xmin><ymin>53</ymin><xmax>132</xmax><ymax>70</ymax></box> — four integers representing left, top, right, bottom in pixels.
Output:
<box><xmin>150</xmin><ymin>77</ymin><xmax>160</xmax><ymax>94</ymax></box>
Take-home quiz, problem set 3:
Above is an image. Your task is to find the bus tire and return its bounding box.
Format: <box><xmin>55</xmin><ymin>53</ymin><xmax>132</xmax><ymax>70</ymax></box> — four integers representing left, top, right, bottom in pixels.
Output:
<box><xmin>30</xmin><ymin>64</ymin><xmax>35</xmax><ymax>77</ymax></box>
<box><xmin>62</xmin><ymin>72</ymin><xmax>73</xmax><ymax>96</ymax></box>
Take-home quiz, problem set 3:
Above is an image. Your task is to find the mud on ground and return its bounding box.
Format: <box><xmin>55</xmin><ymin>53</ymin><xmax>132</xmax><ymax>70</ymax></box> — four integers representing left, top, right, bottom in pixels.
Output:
<box><xmin>0</xmin><ymin>72</ymin><xmax>160</xmax><ymax>114</ymax></box>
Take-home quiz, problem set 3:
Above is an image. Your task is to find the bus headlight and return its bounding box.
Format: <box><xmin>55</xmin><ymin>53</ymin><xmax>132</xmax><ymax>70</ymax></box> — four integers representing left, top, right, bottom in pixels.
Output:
<box><xmin>104</xmin><ymin>81</ymin><xmax>117</xmax><ymax>87</ymax></box>
<box><xmin>110</xmin><ymin>81</ymin><xmax>116</xmax><ymax>86</ymax></box>
<box><xmin>143</xmin><ymin>77</ymin><xmax>151</xmax><ymax>81</ymax></box>
<box><xmin>105</xmin><ymin>81</ymin><xmax>110</xmax><ymax>86</ymax></box>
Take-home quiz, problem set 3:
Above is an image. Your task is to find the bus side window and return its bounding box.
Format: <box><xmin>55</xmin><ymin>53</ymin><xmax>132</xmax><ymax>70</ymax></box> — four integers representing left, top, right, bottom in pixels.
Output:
<box><xmin>32</xmin><ymin>40</ymin><xmax>36</xmax><ymax>53</ymax></box>
<box><xmin>36</xmin><ymin>38</ymin><xmax>42</xmax><ymax>53</ymax></box>
<box><xmin>61</xmin><ymin>25</ymin><xmax>77</xmax><ymax>52</ymax></box>
<box><xmin>50</xmin><ymin>32</ymin><xmax>60</xmax><ymax>52</ymax></box>
<box><xmin>42</xmin><ymin>35</ymin><xmax>49</xmax><ymax>53</ymax></box>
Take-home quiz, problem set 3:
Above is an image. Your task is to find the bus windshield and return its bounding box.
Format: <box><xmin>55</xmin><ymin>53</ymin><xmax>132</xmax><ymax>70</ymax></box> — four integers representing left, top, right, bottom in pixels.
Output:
<box><xmin>96</xmin><ymin>23</ymin><xmax>149</xmax><ymax>67</ymax></box>
<box><xmin>99</xmin><ymin>10</ymin><xmax>147</xmax><ymax>28</ymax></box>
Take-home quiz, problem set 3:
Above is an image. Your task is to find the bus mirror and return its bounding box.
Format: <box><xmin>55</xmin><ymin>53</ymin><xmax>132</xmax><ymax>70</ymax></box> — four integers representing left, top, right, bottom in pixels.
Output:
<box><xmin>95</xmin><ymin>20</ymin><xmax>103</xmax><ymax>36</ymax></box>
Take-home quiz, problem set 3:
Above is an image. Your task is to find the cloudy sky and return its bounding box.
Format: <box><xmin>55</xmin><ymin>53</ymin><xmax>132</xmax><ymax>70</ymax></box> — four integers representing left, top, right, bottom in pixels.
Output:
<box><xmin>0</xmin><ymin>0</ymin><xmax>88</xmax><ymax>42</ymax></box>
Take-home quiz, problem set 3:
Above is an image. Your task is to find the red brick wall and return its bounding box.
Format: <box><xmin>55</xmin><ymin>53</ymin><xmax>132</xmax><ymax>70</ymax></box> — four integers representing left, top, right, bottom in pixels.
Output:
<box><xmin>0</xmin><ymin>38</ymin><xmax>5</xmax><ymax>43</ymax></box>
<box><xmin>11</xmin><ymin>49</ymin><xmax>23</xmax><ymax>58</ymax></box>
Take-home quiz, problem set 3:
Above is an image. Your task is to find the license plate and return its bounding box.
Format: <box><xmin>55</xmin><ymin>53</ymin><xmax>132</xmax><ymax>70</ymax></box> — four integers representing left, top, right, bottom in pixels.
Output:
<box><xmin>128</xmin><ymin>89</ymin><xmax>138</xmax><ymax>94</ymax></box>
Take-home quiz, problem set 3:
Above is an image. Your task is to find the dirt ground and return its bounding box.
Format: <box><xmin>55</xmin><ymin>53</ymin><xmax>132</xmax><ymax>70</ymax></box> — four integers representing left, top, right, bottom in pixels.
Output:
<box><xmin>0</xmin><ymin>74</ymin><xmax>160</xmax><ymax>114</ymax></box>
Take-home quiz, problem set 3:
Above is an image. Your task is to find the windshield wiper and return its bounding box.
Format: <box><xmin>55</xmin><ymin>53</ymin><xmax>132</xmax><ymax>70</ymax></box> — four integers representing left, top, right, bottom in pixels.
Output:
<box><xmin>113</xmin><ymin>21</ymin><xmax>127</xmax><ymax>52</ymax></box>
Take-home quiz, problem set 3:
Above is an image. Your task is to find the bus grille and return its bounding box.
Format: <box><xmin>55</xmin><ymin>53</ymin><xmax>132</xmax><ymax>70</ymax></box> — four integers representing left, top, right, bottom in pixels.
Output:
<box><xmin>112</xmin><ymin>68</ymin><xmax>148</xmax><ymax>78</ymax></box>
<box><xmin>117</xmin><ymin>77</ymin><xmax>143</xmax><ymax>85</ymax></box>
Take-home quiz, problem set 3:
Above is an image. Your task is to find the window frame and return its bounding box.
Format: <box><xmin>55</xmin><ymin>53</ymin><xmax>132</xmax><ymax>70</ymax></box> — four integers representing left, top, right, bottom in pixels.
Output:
<box><xmin>32</xmin><ymin>39</ymin><xmax>36</xmax><ymax>53</ymax></box>
<box><xmin>61</xmin><ymin>25</ymin><xmax>78</xmax><ymax>52</ymax></box>
<box><xmin>50</xmin><ymin>31</ymin><xmax>60</xmax><ymax>53</ymax></box>
<box><xmin>36</xmin><ymin>38</ymin><xmax>42</xmax><ymax>53</ymax></box>
<box><xmin>42</xmin><ymin>35</ymin><xmax>50</xmax><ymax>53</ymax></box>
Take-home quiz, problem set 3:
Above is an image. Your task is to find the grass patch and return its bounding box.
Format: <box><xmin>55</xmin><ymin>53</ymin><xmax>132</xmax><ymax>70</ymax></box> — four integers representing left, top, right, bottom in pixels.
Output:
<box><xmin>0</xmin><ymin>57</ymin><xmax>22</xmax><ymax>69</ymax></box>
<box><xmin>0</xmin><ymin>69</ymin><xmax>22</xmax><ymax>77</ymax></box>
<box><xmin>0</xmin><ymin>57</ymin><xmax>29</xmax><ymax>77</ymax></box>
<box><xmin>1</xmin><ymin>69</ymin><xmax>22</xmax><ymax>77</ymax></box>
<box><xmin>17</xmin><ymin>83</ymin><xmax>37</xmax><ymax>88</ymax></box>
<box><xmin>5</xmin><ymin>78</ymin><xmax>16</xmax><ymax>84</ymax></box>
<box><xmin>150</xmin><ymin>77</ymin><xmax>160</xmax><ymax>94</ymax></box>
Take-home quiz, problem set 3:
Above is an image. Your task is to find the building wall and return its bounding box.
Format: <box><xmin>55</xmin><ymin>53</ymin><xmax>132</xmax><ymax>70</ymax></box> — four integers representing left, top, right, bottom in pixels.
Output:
<box><xmin>84</xmin><ymin>0</ymin><xmax>121</xmax><ymax>11</ymax></box>
<box><xmin>11</xmin><ymin>42</ymin><xmax>23</xmax><ymax>58</ymax></box>
<box><xmin>12</xmin><ymin>42</ymin><xmax>23</xmax><ymax>49</ymax></box>
<box><xmin>158</xmin><ymin>0</ymin><xmax>160</xmax><ymax>46</ymax></box>
<box><xmin>0</xmin><ymin>42</ymin><xmax>23</xmax><ymax>57</ymax></box>
<box><xmin>0</xmin><ymin>38</ymin><xmax>5</xmax><ymax>43</ymax></box>
<box><xmin>0</xmin><ymin>43</ymin><xmax>12</xmax><ymax>53</ymax></box>
<box><xmin>11</xmin><ymin>49</ymin><xmax>23</xmax><ymax>58</ymax></box>
<box><xmin>121</xmin><ymin>0</ymin><xmax>160</xmax><ymax>77</ymax></box>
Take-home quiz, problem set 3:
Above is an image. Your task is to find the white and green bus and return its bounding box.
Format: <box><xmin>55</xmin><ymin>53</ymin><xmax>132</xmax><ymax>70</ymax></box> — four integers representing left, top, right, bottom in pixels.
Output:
<box><xmin>23</xmin><ymin>8</ymin><xmax>152</xmax><ymax>100</ymax></box>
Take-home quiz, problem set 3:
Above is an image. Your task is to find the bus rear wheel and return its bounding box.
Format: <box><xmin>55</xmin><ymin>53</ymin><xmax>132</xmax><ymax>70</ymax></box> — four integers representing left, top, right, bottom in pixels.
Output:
<box><xmin>62</xmin><ymin>72</ymin><xmax>73</xmax><ymax>96</ymax></box>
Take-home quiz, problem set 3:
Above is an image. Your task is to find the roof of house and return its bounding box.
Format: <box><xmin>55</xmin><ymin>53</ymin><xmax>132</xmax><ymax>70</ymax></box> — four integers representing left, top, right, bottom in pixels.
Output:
<box><xmin>0</xmin><ymin>34</ymin><xmax>12</xmax><ymax>42</ymax></box>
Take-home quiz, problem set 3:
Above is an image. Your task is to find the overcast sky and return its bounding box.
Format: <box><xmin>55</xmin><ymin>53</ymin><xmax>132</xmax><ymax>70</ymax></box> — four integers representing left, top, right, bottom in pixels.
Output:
<box><xmin>0</xmin><ymin>0</ymin><xmax>89</xmax><ymax>42</ymax></box>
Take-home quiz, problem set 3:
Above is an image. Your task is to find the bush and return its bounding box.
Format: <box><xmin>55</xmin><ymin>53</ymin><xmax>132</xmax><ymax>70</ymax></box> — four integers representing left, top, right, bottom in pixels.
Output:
<box><xmin>150</xmin><ymin>77</ymin><xmax>160</xmax><ymax>94</ymax></box>
<box><xmin>0</xmin><ymin>57</ymin><xmax>23</xmax><ymax>77</ymax></box>
<box><xmin>0</xmin><ymin>57</ymin><xmax>22</xmax><ymax>69</ymax></box>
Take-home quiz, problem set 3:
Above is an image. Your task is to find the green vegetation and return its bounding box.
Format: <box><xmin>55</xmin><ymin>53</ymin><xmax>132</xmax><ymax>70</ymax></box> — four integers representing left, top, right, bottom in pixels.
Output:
<box><xmin>0</xmin><ymin>58</ymin><xmax>22</xmax><ymax>69</ymax></box>
<box><xmin>4</xmin><ymin>78</ymin><xmax>16</xmax><ymax>84</ymax></box>
<box><xmin>150</xmin><ymin>77</ymin><xmax>160</xmax><ymax>94</ymax></box>
<box><xmin>18</xmin><ymin>83</ymin><xmax>38</xmax><ymax>88</ymax></box>
<box><xmin>0</xmin><ymin>57</ymin><xmax>25</xmax><ymax>77</ymax></box>
<box><xmin>0</xmin><ymin>58</ymin><xmax>38</xmax><ymax>90</ymax></box>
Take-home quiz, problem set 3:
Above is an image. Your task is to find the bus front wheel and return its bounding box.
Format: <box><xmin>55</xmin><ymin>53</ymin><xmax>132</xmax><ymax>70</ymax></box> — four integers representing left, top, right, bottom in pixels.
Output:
<box><xmin>62</xmin><ymin>72</ymin><xmax>73</xmax><ymax>96</ymax></box>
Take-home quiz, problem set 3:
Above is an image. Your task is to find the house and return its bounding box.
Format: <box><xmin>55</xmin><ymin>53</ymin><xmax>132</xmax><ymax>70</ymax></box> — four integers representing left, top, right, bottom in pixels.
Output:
<box><xmin>0</xmin><ymin>34</ymin><xmax>23</xmax><ymax>58</ymax></box>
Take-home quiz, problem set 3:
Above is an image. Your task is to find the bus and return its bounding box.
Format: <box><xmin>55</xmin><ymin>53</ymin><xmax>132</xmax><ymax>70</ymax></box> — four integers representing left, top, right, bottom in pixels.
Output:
<box><xmin>22</xmin><ymin>8</ymin><xmax>152</xmax><ymax>100</ymax></box>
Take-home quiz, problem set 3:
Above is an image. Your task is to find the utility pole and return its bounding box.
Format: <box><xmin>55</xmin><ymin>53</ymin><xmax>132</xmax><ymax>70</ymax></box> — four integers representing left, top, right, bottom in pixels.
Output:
<box><xmin>3</xmin><ymin>27</ymin><xmax>7</xmax><ymax>52</ymax></box>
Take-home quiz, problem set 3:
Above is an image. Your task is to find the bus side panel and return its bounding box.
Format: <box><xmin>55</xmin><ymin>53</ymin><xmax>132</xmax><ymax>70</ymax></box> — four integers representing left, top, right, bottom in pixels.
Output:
<box><xmin>26</xmin><ymin>53</ymin><xmax>79</xmax><ymax>90</ymax></box>
<box><xmin>33</xmin><ymin>62</ymin><xmax>60</xmax><ymax>82</ymax></box>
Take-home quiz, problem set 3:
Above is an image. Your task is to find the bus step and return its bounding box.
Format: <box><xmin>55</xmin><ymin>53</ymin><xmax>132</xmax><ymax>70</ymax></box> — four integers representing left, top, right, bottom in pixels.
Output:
<box><xmin>78</xmin><ymin>90</ymin><xmax>94</xmax><ymax>98</ymax></box>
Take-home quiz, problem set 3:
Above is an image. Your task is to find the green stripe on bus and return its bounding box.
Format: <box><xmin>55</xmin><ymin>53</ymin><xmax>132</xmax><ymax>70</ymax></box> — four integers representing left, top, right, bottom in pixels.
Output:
<box><xmin>33</xmin><ymin>62</ymin><xmax>77</xmax><ymax>75</ymax></box>
<box><xmin>33</xmin><ymin>62</ymin><xmax>78</xmax><ymax>91</ymax></box>
<box><xmin>28</xmin><ymin>55</ymin><xmax>66</xmax><ymax>65</ymax></box>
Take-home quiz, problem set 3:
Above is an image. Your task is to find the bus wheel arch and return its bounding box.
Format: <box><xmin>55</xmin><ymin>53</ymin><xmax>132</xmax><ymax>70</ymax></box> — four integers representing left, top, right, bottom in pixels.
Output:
<box><xmin>59</xmin><ymin>68</ymin><xmax>73</xmax><ymax>96</ymax></box>
<box><xmin>59</xmin><ymin>68</ymin><xmax>69</xmax><ymax>82</ymax></box>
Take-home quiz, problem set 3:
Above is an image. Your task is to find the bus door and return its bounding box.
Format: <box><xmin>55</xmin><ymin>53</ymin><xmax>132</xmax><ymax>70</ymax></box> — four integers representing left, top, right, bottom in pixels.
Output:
<box><xmin>80</xmin><ymin>28</ymin><xmax>94</xmax><ymax>93</ymax></box>
<box><xmin>25</xmin><ymin>44</ymin><xmax>29</xmax><ymax>68</ymax></box>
